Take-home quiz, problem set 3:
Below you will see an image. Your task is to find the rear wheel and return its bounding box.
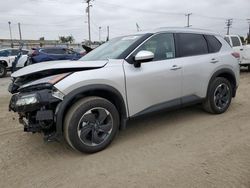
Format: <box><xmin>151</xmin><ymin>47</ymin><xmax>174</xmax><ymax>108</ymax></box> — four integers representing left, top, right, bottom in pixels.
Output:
<box><xmin>203</xmin><ymin>77</ymin><xmax>232</xmax><ymax>114</ymax></box>
<box><xmin>64</xmin><ymin>97</ymin><xmax>119</xmax><ymax>153</ymax></box>
<box><xmin>248</xmin><ymin>65</ymin><xmax>250</xmax><ymax>72</ymax></box>
<box><xmin>0</xmin><ymin>64</ymin><xmax>7</xmax><ymax>78</ymax></box>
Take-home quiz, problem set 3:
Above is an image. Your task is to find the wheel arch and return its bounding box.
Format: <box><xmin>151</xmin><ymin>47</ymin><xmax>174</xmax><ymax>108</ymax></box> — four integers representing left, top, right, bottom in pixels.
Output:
<box><xmin>55</xmin><ymin>84</ymin><xmax>128</xmax><ymax>138</ymax></box>
<box><xmin>207</xmin><ymin>68</ymin><xmax>237</xmax><ymax>98</ymax></box>
<box><xmin>0</xmin><ymin>60</ymin><xmax>8</xmax><ymax>67</ymax></box>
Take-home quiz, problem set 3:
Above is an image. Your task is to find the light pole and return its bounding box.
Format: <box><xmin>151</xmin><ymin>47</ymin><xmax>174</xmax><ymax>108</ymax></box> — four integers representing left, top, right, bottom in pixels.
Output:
<box><xmin>247</xmin><ymin>19</ymin><xmax>250</xmax><ymax>40</ymax></box>
<box><xmin>99</xmin><ymin>26</ymin><xmax>102</xmax><ymax>42</ymax></box>
<box><xmin>8</xmin><ymin>21</ymin><xmax>13</xmax><ymax>48</ymax></box>
<box><xmin>85</xmin><ymin>0</ymin><xmax>93</xmax><ymax>44</ymax></box>
<box><xmin>185</xmin><ymin>13</ymin><xmax>192</xmax><ymax>27</ymax></box>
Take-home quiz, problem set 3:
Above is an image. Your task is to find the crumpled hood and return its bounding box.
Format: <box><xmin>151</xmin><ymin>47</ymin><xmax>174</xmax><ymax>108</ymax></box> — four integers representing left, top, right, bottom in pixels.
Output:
<box><xmin>11</xmin><ymin>60</ymin><xmax>108</xmax><ymax>78</ymax></box>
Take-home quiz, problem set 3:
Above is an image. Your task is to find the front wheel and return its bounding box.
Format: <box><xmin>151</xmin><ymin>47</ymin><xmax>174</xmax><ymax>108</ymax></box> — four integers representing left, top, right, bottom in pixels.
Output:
<box><xmin>203</xmin><ymin>77</ymin><xmax>232</xmax><ymax>114</ymax></box>
<box><xmin>64</xmin><ymin>97</ymin><xmax>119</xmax><ymax>153</ymax></box>
<box><xmin>0</xmin><ymin>64</ymin><xmax>7</xmax><ymax>78</ymax></box>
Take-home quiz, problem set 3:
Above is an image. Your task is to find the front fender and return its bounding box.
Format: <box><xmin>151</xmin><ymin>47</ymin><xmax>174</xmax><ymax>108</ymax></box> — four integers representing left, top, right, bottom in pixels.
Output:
<box><xmin>55</xmin><ymin>84</ymin><xmax>128</xmax><ymax>139</ymax></box>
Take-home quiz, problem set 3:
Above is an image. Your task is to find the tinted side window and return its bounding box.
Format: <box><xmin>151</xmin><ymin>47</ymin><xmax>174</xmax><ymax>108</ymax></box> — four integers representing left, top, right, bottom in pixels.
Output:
<box><xmin>205</xmin><ymin>35</ymin><xmax>222</xmax><ymax>53</ymax></box>
<box><xmin>42</xmin><ymin>49</ymin><xmax>66</xmax><ymax>54</ymax></box>
<box><xmin>135</xmin><ymin>33</ymin><xmax>175</xmax><ymax>61</ymax></box>
<box><xmin>231</xmin><ymin>37</ymin><xmax>241</xmax><ymax>47</ymax></box>
<box><xmin>10</xmin><ymin>49</ymin><xmax>19</xmax><ymax>56</ymax></box>
<box><xmin>0</xmin><ymin>50</ymin><xmax>9</xmax><ymax>56</ymax></box>
<box><xmin>177</xmin><ymin>33</ymin><xmax>208</xmax><ymax>57</ymax></box>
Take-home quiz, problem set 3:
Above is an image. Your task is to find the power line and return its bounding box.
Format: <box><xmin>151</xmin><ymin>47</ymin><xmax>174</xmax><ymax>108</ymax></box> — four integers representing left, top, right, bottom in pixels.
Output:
<box><xmin>96</xmin><ymin>1</ymin><xmax>185</xmax><ymax>16</ymax></box>
<box><xmin>96</xmin><ymin>0</ymin><xmax>247</xmax><ymax>21</ymax></box>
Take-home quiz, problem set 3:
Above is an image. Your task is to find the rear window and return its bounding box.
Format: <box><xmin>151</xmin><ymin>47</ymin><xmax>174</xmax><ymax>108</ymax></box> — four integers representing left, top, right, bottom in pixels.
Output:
<box><xmin>176</xmin><ymin>33</ymin><xmax>208</xmax><ymax>57</ymax></box>
<box><xmin>231</xmin><ymin>37</ymin><xmax>241</xmax><ymax>47</ymax></box>
<box><xmin>42</xmin><ymin>48</ymin><xmax>66</xmax><ymax>54</ymax></box>
<box><xmin>205</xmin><ymin>35</ymin><xmax>222</xmax><ymax>53</ymax></box>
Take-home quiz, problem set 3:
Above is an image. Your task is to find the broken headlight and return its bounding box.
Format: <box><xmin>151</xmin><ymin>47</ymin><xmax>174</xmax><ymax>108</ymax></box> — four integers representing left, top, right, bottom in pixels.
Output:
<box><xmin>19</xmin><ymin>73</ymin><xmax>71</xmax><ymax>90</ymax></box>
<box><xmin>16</xmin><ymin>94</ymin><xmax>38</xmax><ymax>106</ymax></box>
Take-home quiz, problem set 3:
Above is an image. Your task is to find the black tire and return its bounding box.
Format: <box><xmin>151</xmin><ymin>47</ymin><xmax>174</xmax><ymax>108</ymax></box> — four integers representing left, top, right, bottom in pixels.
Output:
<box><xmin>203</xmin><ymin>77</ymin><xmax>232</xmax><ymax>114</ymax></box>
<box><xmin>0</xmin><ymin>64</ymin><xmax>7</xmax><ymax>78</ymax></box>
<box><xmin>248</xmin><ymin>65</ymin><xmax>250</xmax><ymax>72</ymax></box>
<box><xmin>64</xmin><ymin>97</ymin><xmax>119</xmax><ymax>153</ymax></box>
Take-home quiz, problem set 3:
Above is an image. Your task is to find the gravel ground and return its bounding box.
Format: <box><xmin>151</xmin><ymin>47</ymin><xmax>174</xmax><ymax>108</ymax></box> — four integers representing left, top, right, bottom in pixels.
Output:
<box><xmin>0</xmin><ymin>71</ymin><xmax>250</xmax><ymax>188</ymax></box>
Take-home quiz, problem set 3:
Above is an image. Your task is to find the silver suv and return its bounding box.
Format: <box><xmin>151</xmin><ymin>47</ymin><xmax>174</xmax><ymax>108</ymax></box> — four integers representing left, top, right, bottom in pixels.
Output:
<box><xmin>9</xmin><ymin>28</ymin><xmax>240</xmax><ymax>153</ymax></box>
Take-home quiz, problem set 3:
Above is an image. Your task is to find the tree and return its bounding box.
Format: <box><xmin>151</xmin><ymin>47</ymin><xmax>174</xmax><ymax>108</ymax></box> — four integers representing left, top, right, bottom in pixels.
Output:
<box><xmin>39</xmin><ymin>37</ymin><xmax>45</xmax><ymax>41</ymax></box>
<box><xmin>59</xmin><ymin>35</ymin><xmax>75</xmax><ymax>44</ymax></box>
<box><xmin>66</xmin><ymin>35</ymin><xmax>75</xmax><ymax>44</ymax></box>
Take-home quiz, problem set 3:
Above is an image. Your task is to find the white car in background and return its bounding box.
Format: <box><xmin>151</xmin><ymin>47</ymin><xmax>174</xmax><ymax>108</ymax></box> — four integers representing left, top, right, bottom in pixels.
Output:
<box><xmin>224</xmin><ymin>35</ymin><xmax>250</xmax><ymax>71</ymax></box>
<box><xmin>0</xmin><ymin>48</ymin><xmax>29</xmax><ymax>77</ymax></box>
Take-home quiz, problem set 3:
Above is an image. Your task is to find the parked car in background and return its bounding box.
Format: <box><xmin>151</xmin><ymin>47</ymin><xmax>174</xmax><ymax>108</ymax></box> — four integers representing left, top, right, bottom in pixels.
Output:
<box><xmin>224</xmin><ymin>35</ymin><xmax>250</xmax><ymax>71</ymax></box>
<box><xmin>0</xmin><ymin>48</ymin><xmax>29</xmax><ymax>77</ymax></box>
<box><xmin>27</xmin><ymin>47</ymin><xmax>84</xmax><ymax>64</ymax></box>
<box><xmin>9</xmin><ymin>28</ymin><xmax>240</xmax><ymax>153</ymax></box>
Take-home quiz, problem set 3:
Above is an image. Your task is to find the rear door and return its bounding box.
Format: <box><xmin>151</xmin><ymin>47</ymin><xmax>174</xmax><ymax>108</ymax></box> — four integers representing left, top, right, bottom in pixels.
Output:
<box><xmin>124</xmin><ymin>33</ymin><xmax>182</xmax><ymax>116</ymax></box>
<box><xmin>175</xmin><ymin>33</ymin><xmax>221</xmax><ymax>101</ymax></box>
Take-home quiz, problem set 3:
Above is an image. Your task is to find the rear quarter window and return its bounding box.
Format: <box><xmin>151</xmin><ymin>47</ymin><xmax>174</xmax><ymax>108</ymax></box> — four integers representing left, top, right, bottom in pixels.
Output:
<box><xmin>205</xmin><ymin>35</ymin><xmax>222</xmax><ymax>53</ymax></box>
<box><xmin>176</xmin><ymin>33</ymin><xmax>208</xmax><ymax>57</ymax></box>
<box><xmin>231</xmin><ymin>37</ymin><xmax>241</xmax><ymax>47</ymax></box>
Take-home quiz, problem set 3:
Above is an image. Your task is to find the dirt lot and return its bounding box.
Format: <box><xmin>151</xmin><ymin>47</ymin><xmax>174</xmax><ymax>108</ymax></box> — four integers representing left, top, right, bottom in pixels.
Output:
<box><xmin>0</xmin><ymin>71</ymin><xmax>250</xmax><ymax>188</ymax></box>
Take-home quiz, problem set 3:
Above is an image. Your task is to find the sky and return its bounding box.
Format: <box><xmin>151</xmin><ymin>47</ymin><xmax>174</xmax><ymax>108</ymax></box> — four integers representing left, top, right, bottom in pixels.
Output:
<box><xmin>0</xmin><ymin>0</ymin><xmax>249</xmax><ymax>42</ymax></box>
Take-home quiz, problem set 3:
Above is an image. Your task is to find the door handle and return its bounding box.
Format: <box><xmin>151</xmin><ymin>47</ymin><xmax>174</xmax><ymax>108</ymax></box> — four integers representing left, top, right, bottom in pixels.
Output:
<box><xmin>210</xmin><ymin>58</ymin><xmax>219</xmax><ymax>64</ymax></box>
<box><xmin>170</xmin><ymin>65</ymin><xmax>182</xmax><ymax>71</ymax></box>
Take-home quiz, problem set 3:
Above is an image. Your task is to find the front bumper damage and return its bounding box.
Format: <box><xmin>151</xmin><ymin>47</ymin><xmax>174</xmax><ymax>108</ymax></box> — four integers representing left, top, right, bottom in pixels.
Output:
<box><xmin>9</xmin><ymin>89</ymin><xmax>61</xmax><ymax>141</ymax></box>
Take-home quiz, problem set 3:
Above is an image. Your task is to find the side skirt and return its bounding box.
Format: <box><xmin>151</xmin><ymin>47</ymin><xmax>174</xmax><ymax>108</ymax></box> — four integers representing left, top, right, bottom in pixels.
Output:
<box><xmin>130</xmin><ymin>95</ymin><xmax>203</xmax><ymax>120</ymax></box>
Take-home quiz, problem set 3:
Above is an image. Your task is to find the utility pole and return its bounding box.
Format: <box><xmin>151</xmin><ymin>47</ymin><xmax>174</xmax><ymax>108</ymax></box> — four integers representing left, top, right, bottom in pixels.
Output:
<box><xmin>85</xmin><ymin>0</ymin><xmax>93</xmax><ymax>43</ymax></box>
<box><xmin>99</xmin><ymin>26</ymin><xmax>102</xmax><ymax>42</ymax></box>
<box><xmin>247</xmin><ymin>19</ymin><xmax>250</xmax><ymax>39</ymax></box>
<box><xmin>107</xmin><ymin>26</ymin><xmax>110</xmax><ymax>41</ymax></box>
<box><xmin>185</xmin><ymin>13</ymin><xmax>192</xmax><ymax>27</ymax></box>
<box><xmin>18</xmin><ymin>23</ymin><xmax>22</xmax><ymax>41</ymax></box>
<box><xmin>225</xmin><ymin>19</ymin><xmax>233</xmax><ymax>35</ymax></box>
<box><xmin>8</xmin><ymin>21</ymin><xmax>13</xmax><ymax>48</ymax></box>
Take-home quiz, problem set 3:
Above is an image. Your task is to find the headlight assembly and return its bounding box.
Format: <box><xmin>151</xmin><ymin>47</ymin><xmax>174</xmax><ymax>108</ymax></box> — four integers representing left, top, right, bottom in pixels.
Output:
<box><xmin>20</xmin><ymin>73</ymin><xmax>71</xmax><ymax>90</ymax></box>
<box><xmin>16</xmin><ymin>94</ymin><xmax>38</xmax><ymax>106</ymax></box>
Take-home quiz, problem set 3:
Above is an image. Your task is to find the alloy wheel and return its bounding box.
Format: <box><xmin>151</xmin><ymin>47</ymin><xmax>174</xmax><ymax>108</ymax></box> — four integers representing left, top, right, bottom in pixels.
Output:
<box><xmin>77</xmin><ymin>107</ymin><xmax>113</xmax><ymax>146</ymax></box>
<box><xmin>213</xmin><ymin>83</ymin><xmax>230</xmax><ymax>110</ymax></box>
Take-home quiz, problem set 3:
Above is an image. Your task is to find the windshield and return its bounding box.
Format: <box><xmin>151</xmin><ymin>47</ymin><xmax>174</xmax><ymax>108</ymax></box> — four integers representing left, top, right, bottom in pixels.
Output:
<box><xmin>80</xmin><ymin>35</ymin><xmax>143</xmax><ymax>61</ymax></box>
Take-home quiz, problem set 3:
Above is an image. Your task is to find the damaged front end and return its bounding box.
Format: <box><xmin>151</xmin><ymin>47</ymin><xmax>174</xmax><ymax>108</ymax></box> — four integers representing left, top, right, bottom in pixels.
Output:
<box><xmin>9</xmin><ymin>73</ymin><xmax>69</xmax><ymax>141</ymax></box>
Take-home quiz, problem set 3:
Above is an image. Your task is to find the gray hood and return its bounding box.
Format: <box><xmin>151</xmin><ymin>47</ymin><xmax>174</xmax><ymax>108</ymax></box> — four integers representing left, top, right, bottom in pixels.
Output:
<box><xmin>11</xmin><ymin>60</ymin><xmax>107</xmax><ymax>78</ymax></box>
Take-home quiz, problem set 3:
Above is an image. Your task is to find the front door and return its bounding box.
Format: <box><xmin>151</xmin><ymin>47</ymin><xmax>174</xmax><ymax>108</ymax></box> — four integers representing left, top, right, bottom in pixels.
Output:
<box><xmin>124</xmin><ymin>33</ymin><xmax>182</xmax><ymax>117</ymax></box>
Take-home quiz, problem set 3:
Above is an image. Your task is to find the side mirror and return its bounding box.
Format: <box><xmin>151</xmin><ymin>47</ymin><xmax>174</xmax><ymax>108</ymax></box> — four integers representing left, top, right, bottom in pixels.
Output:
<box><xmin>134</xmin><ymin>50</ymin><xmax>154</xmax><ymax>68</ymax></box>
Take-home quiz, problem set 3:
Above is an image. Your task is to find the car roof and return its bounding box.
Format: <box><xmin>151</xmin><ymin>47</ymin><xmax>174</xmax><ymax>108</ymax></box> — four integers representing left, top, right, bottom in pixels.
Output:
<box><xmin>0</xmin><ymin>48</ymin><xmax>29</xmax><ymax>51</ymax></box>
<box><xmin>137</xmin><ymin>27</ymin><xmax>221</xmax><ymax>36</ymax></box>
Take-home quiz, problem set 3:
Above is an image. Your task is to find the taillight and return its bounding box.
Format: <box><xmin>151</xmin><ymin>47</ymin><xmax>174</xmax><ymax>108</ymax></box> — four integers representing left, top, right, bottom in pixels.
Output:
<box><xmin>30</xmin><ymin>50</ymin><xmax>38</xmax><ymax>57</ymax></box>
<box><xmin>231</xmin><ymin>52</ymin><xmax>240</xmax><ymax>59</ymax></box>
